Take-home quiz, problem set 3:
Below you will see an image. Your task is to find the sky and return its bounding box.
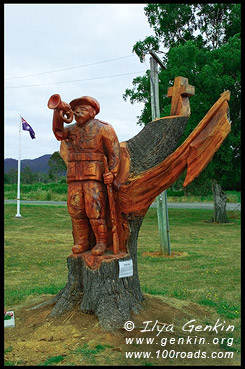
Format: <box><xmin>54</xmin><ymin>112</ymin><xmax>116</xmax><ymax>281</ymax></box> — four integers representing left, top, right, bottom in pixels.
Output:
<box><xmin>4</xmin><ymin>3</ymin><xmax>154</xmax><ymax>160</ymax></box>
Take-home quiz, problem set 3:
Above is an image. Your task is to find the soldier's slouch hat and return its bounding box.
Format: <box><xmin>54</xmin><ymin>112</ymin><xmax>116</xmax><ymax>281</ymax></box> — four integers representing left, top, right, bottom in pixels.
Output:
<box><xmin>70</xmin><ymin>96</ymin><xmax>100</xmax><ymax>114</ymax></box>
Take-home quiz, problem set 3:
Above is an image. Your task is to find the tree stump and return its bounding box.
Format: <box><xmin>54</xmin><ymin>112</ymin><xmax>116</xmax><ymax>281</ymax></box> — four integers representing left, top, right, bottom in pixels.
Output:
<box><xmin>210</xmin><ymin>179</ymin><xmax>230</xmax><ymax>223</ymax></box>
<box><xmin>44</xmin><ymin>215</ymin><xmax>144</xmax><ymax>331</ymax></box>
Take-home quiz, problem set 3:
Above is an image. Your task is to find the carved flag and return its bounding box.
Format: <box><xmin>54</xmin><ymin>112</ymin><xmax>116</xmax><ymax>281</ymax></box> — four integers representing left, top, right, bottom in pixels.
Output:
<box><xmin>21</xmin><ymin>117</ymin><xmax>36</xmax><ymax>139</ymax></box>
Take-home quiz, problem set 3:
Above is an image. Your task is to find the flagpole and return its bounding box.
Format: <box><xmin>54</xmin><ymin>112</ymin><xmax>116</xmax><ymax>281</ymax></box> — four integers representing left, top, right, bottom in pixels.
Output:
<box><xmin>15</xmin><ymin>115</ymin><xmax>22</xmax><ymax>218</ymax></box>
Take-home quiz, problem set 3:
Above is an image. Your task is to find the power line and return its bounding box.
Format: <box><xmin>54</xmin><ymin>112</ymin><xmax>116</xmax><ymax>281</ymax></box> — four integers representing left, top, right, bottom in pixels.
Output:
<box><xmin>5</xmin><ymin>55</ymin><xmax>134</xmax><ymax>80</ymax></box>
<box><xmin>4</xmin><ymin>70</ymin><xmax>146</xmax><ymax>89</ymax></box>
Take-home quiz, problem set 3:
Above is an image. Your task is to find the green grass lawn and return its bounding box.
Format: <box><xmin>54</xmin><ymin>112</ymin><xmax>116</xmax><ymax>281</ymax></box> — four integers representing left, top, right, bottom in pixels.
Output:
<box><xmin>4</xmin><ymin>204</ymin><xmax>240</xmax><ymax>311</ymax></box>
<box><xmin>4</xmin><ymin>203</ymin><xmax>241</xmax><ymax>365</ymax></box>
<box><xmin>137</xmin><ymin>208</ymin><xmax>241</xmax><ymax>319</ymax></box>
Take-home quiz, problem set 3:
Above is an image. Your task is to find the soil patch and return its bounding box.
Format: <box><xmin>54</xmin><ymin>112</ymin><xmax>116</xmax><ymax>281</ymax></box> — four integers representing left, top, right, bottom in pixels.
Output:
<box><xmin>4</xmin><ymin>294</ymin><xmax>239</xmax><ymax>366</ymax></box>
<box><xmin>142</xmin><ymin>251</ymin><xmax>188</xmax><ymax>258</ymax></box>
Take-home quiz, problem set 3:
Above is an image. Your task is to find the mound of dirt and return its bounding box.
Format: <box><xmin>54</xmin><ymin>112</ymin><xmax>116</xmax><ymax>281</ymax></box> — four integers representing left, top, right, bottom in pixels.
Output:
<box><xmin>4</xmin><ymin>294</ymin><xmax>239</xmax><ymax>366</ymax></box>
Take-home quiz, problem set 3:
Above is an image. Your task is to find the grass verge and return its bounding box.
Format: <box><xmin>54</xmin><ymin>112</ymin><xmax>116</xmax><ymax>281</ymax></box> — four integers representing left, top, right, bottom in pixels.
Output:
<box><xmin>4</xmin><ymin>204</ymin><xmax>241</xmax><ymax>365</ymax></box>
<box><xmin>4</xmin><ymin>183</ymin><xmax>241</xmax><ymax>203</ymax></box>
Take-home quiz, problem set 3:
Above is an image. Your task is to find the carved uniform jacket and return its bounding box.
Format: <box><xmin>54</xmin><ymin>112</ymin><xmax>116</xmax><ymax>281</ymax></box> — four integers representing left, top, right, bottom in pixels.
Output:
<box><xmin>59</xmin><ymin>119</ymin><xmax>120</xmax><ymax>183</ymax></box>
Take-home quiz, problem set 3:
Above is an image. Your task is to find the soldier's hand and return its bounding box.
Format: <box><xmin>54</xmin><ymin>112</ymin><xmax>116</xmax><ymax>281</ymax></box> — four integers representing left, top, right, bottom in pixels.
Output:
<box><xmin>103</xmin><ymin>172</ymin><xmax>114</xmax><ymax>185</ymax></box>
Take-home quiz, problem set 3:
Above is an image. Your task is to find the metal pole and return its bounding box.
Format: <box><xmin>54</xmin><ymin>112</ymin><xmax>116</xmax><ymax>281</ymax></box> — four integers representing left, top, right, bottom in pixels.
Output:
<box><xmin>149</xmin><ymin>57</ymin><xmax>170</xmax><ymax>255</ymax></box>
<box><xmin>15</xmin><ymin>115</ymin><xmax>22</xmax><ymax>218</ymax></box>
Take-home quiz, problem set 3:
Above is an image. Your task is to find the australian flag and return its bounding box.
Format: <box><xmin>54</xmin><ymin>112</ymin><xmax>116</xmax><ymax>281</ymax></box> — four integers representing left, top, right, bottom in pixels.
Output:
<box><xmin>21</xmin><ymin>117</ymin><xmax>36</xmax><ymax>139</ymax></box>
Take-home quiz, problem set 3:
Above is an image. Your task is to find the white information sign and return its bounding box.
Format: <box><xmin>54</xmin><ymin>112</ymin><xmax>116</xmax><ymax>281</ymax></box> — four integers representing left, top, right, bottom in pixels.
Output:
<box><xmin>119</xmin><ymin>259</ymin><xmax>133</xmax><ymax>278</ymax></box>
<box><xmin>4</xmin><ymin>311</ymin><xmax>15</xmax><ymax>328</ymax></box>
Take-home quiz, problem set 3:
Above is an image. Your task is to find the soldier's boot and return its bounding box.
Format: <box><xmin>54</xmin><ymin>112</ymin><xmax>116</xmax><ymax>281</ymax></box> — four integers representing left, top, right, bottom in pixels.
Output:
<box><xmin>90</xmin><ymin>219</ymin><xmax>108</xmax><ymax>256</ymax></box>
<box><xmin>71</xmin><ymin>218</ymin><xmax>90</xmax><ymax>254</ymax></box>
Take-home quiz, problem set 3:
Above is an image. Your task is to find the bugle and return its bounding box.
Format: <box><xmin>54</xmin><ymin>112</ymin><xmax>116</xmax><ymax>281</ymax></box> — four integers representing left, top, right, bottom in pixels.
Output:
<box><xmin>47</xmin><ymin>94</ymin><xmax>73</xmax><ymax>123</ymax></box>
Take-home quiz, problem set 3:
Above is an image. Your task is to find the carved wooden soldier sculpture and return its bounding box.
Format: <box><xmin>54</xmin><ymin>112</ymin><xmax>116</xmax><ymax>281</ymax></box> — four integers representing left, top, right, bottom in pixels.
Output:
<box><xmin>45</xmin><ymin>79</ymin><xmax>231</xmax><ymax>331</ymax></box>
<box><xmin>49</xmin><ymin>95</ymin><xmax>120</xmax><ymax>256</ymax></box>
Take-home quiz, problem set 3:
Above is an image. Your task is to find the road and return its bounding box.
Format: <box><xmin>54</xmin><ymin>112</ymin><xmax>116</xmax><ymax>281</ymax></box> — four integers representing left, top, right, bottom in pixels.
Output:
<box><xmin>4</xmin><ymin>199</ymin><xmax>241</xmax><ymax>211</ymax></box>
<box><xmin>151</xmin><ymin>202</ymin><xmax>241</xmax><ymax>211</ymax></box>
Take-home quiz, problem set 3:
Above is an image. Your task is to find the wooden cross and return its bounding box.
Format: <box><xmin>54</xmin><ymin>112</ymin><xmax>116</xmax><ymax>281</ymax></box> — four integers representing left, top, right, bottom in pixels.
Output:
<box><xmin>167</xmin><ymin>76</ymin><xmax>195</xmax><ymax>116</ymax></box>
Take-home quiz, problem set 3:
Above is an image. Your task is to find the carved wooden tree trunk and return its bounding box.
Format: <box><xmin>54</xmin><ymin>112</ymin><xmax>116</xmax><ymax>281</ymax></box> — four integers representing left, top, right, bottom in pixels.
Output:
<box><xmin>211</xmin><ymin>179</ymin><xmax>230</xmax><ymax>223</ymax></box>
<box><xmin>45</xmin><ymin>115</ymin><xmax>190</xmax><ymax>331</ymax></box>
<box><xmin>41</xmin><ymin>88</ymin><xmax>231</xmax><ymax>331</ymax></box>
<box><xmin>47</xmin><ymin>215</ymin><xmax>144</xmax><ymax>331</ymax></box>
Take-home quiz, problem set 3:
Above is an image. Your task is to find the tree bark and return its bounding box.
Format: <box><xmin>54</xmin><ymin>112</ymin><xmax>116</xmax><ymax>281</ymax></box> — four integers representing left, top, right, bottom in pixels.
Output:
<box><xmin>45</xmin><ymin>215</ymin><xmax>144</xmax><ymax>331</ymax></box>
<box><xmin>211</xmin><ymin>179</ymin><xmax>230</xmax><ymax>223</ymax></box>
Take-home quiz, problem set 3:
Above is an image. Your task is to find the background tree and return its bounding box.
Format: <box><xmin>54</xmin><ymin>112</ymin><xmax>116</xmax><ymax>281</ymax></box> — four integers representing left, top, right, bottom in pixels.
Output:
<box><xmin>21</xmin><ymin>166</ymin><xmax>37</xmax><ymax>184</ymax></box>
<box><xmin>48</xmin><ymin>151</ymin><xmax>67</xmax><ymax>182</ymax></box>
<box><xmin>123</xmin><ymin>3</ymin><xmax>241</xmax><ymax>222</ymax></box>
<box><xmin>34</xmin><ymin>171</ymin><xmax>51</xmax><ymax>184</ymax></box>
<box><xmin>4</xmin><ymin>168</ymin><xmax>18</xmax><ymax>184</ymax></box>
<box><xmin>4</xmin><ymin>173</ymin><xmax>10</xmax><ymax>184</ymax></box>
<box><xmin>141</xmin><ymin>3</ymin><xmax>240</xmax><ymax>50</ymax></box>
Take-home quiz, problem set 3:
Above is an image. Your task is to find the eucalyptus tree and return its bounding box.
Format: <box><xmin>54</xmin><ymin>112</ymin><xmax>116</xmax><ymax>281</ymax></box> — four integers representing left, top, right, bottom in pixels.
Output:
<box><xmin>124</xmin><ymin>3</ymin><xmax>241</xmax><ymax>222</ymax></box>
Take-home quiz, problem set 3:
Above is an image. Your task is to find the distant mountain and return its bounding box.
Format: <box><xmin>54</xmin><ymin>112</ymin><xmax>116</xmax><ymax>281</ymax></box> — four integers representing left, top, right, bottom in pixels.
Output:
<box><xmin>4</xmin><ymin>154</ymin><xmax>52</xmax><ymax>173</ymax></box>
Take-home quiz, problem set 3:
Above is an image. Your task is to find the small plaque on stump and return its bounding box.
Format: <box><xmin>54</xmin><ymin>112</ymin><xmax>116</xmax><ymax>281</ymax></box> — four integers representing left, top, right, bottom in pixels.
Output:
<box><xmin>4</xmin><ymin>311</ymin><xmax>15</xmax><ymax>328</ymax></box>
<box><xmin>119</xmin><ymin>259</ymin><xmax>133</xmax><ymax>278</ymax></box>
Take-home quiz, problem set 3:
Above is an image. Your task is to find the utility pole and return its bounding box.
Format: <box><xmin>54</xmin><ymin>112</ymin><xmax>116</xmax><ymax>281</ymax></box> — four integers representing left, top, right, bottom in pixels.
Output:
<box><xmin>149</xmin><ymin>51</ymin><xmax>171</xmax><ymax>256</ymax></box>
